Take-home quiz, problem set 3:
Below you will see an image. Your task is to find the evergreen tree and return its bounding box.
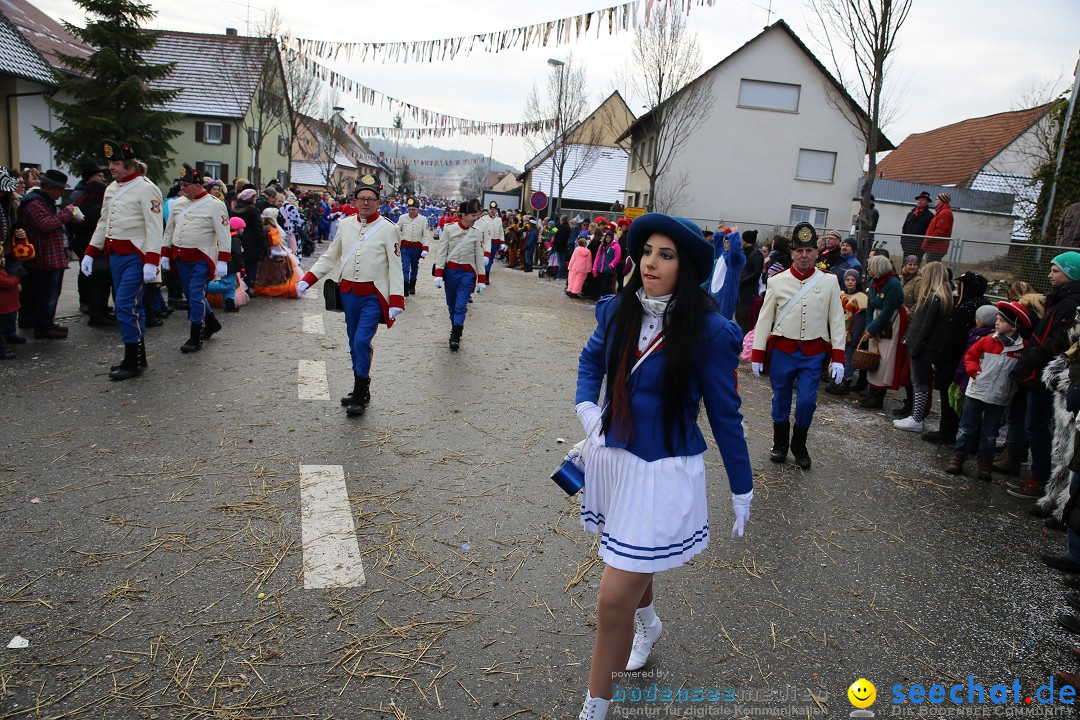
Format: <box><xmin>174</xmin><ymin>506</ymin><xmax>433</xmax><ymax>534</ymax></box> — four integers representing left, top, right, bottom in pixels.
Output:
<box><xmin>36</xmin><ymin>0</ymin><xmax>181</xmax><ymax>182</ymax></box>
<box><xmin>1027</xmin><ymin>96</ymin><xmax>1080</xmax><ymax>244</ymax></box>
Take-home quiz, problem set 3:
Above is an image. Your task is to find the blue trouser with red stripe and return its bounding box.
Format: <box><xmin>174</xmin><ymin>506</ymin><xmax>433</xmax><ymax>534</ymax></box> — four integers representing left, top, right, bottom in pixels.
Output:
<box><xmin>109</xmin><ymin>252</ymin><xmax>145</xmax><ymax>344</ymax></box>
<box><xmin>443</xmin><ymin>267</ymin><xmax>475</xmax><ymax>326</ymax></box>
<box><xmin>340</xmin><ymin>291</ymin><xmax>381</xmax><ymax>378</ymax></box>
<box><xmin>769</xmin><ymin>348</ymin><xmax>824</xmax><ymax>428</ymax></box>
<box><xmin>177</xmin><ymin>258</ymin><xmax>211</xmax><ymax>324</ymax></box>
<box><xmin>400</xmin><ymin>245</ymin><xmax>421</xmax><ymax>283</ymax></box>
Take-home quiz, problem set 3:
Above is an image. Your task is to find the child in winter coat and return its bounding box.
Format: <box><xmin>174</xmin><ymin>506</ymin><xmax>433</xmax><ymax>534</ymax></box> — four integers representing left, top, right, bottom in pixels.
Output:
<box><xmin>946</xmin><ymin>301</ymin><xmax>1030</xmax><ymax>480</ymax></box>
<box><xmin>566</xmin><ymin>237</ymin><xmax>592</xmax><ymax>298</ymax></box>
<box><xmin>0</xmin><ymin>256</ymin><xmax>20</xmax><ymax>359</ymax></box>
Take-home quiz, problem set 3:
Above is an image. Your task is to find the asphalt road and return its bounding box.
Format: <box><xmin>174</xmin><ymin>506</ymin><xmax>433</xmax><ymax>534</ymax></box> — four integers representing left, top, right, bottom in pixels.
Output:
<box><xmin>1</xmin><ymin>253</ymin><xmax>1078</xmax><ymax>720</ymax></box>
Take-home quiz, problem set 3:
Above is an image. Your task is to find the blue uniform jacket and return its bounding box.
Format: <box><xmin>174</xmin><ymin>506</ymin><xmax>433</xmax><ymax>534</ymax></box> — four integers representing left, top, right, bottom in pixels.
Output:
<box><xmin>576</xmin><ymin>295</ymin><xmax>753</xmax><ymax>495</ymax></box>
<box><xmin>702</xmin><ymin>230</ymin><xmax>745</xmax><ymax>320</ymax></box>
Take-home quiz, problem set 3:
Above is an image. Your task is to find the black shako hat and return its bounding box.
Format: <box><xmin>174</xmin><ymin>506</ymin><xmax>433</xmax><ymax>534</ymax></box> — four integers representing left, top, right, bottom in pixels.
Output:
<box><xmin>626</xmin><ymin>213</ymin><xmax>714</xmax><ymax>284</ymax></box>
<box><xmin>459</xmin><ymin>198</ymin><xmax>482</xmax><ymax>215</ymax></box>
<box><xmin>791</xmin><ymin>222</ymin><xmax>818</xmax><ymax>249</ymax></box>
<box><xmin>354</xmin><ymin>173</ymin><xmax>382</xmax><ymax>197</ymax></box>
<box><xmin>488</xmin><ymin>200</ymin><xmax>499</xmax><ymax>210</ymax></box>
<box><xmin>406</xmin><ymin>196</ymin><xmax>418</xmax><ymax>207</ymax></box>
<box><xmin>102</xmin><ymin>140</ymin><xmax>136</xmax><ymax>161</ymax></box>
<box><xmin>177</xmin><ymin>163</ymin><xmax>204</xmax><ymax>185</ymax></box>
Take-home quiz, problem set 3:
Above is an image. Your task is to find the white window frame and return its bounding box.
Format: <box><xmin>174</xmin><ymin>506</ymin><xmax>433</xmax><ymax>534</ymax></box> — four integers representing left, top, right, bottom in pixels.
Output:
<box><xmin>202</xmin><ymin>161</ymin><xmax>222</xmax><ymax>180</ymax></box>
<box><xmin>737</xmin><ymin>79</ymin><xmax>801</xmax><ymax>113</ymax></box>
<box><xmin>789</xmin><ymin>205</ymin><xmax>828</xmax><ymax>228</ymax></box>
<box><xmin>795</xmin><ymin>149</ymin><xmax>837</xmax><ymax>183</ymax></box>
<box><xmin>204</xmin><ymin>122</ymin><xmax>224</xmax><ymax>144</ymax></box>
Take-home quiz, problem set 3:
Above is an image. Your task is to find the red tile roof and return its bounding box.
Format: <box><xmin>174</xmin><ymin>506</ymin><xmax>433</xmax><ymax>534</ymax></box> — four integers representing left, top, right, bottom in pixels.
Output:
<box><xmin>875</xmin><ymin>104</ymin><xmax>1053</xmax><ymax>186</ymax></box>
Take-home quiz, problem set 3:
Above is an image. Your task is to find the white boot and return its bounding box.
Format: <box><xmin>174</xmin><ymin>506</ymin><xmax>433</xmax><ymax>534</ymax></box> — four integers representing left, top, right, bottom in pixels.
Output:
<box><xmin>626</xmin><ymin>605</ymin><xmax>663</xmax><ymax>671</ymax></box>
<box><xmin>579</xmin><ymin>692</ymin><xmax>611</xmax><ymax>720</ymax></box>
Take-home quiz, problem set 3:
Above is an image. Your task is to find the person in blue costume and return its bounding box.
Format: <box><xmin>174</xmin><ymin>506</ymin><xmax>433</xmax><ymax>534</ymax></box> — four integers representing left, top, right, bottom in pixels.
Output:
<box><xmin>572</xmin><ymin>212</ymin><xmax>753</xmax><ymax>720</ymax></box>
<box><xmin>702</xmin><ymin>226</ymin><xmax>745</xmax><ymax>321</ymax></box>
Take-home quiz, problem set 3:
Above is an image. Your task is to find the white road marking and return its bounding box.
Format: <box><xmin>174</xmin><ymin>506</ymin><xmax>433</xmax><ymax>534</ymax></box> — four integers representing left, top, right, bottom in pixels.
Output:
<box><xmin>299</xmin><ymin>465</ymin><xmax>365</xmax><ymax>589</ymax></box>
<box><xmin>302</xmin><ymin>314</ymin><xmax>325</xmax><ymax>334</ymax></box>
<box><xmin>298</xmin><ymin>359</ymin><xmax>330</xmax><ymax>400</ymax></box>
<box><xmin>308</xmin><ymin>286</ymin><xmax>321</xmax><ymax>301</ymax></box>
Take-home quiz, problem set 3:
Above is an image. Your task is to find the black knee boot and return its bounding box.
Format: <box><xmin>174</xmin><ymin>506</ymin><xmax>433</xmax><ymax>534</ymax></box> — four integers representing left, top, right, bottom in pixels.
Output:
<box><xmin>449</xmin><ymin>324</ymin><xmax>463</xmax><ymax>351</ymax></box>
<box><xmin>180</xmin><ymin>323</ymin><xmax>203</xmax><ymax>353</ymax></box>
<box><xmin>109</xmin><ymin>343</ymin><xmax>142</xmax><ymax>381</ymax></box>
<box><xmin>203</xmin><ymin>312</ymin><xmax>221</xmax><ymax>339</ymax></box>
<box><xmin>770</xmin><ymin>422</ymin><xmax>790</xmax><ymax>463</ymax></box>
<box><xmin>345</xmin><ymin>375</ymin><xmax>369</xmax><ymax>417</ymax></box>
<box><xmin>790</xmin><ymin>426</ymin><xmax>812</xmax><ymax>470</ymax></box>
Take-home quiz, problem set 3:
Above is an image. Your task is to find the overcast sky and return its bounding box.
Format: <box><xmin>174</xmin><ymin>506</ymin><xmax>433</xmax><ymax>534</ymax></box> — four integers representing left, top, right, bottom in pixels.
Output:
<box><xmin>30</xmin><ymin>0</ymin><xmax>1080</xmax><ymax>170</ymax></box>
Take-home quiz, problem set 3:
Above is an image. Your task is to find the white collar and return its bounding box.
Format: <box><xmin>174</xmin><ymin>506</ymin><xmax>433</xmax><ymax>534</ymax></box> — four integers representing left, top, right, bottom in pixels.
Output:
<box><xmin>636</xmin><ymin>288</ymin><xmax>672</xmax><ymax>318</ymax></box>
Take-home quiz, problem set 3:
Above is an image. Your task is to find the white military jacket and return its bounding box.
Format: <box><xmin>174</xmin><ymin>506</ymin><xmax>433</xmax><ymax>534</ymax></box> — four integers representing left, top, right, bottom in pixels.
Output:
<box><xmin>85</xmin><ymin>174</ymin><xmax>164</xmax><ymax>263</ymax></box>
<box><xmin>434</xmin><ymin>221</ymin><xmax>487</xmax><ymax>283</ymax></box>
<box><xmin>396</xmin><ymin>213</ymin><xmax>431</xmax><ymax>253</ymax></box>
<box><xmin>751</xmin><ymin>267</ymin><xmax>846</xmax><ymax>365</ymax></box>
<box><xmin>303</xmin><ymin>213</ymin><xmax>405</xmax><ymax>325</ymax></box>
<box><xmin>162</xmin><ymin>192</ymin><xmax>231</xmax><ymax>271</ymax></box>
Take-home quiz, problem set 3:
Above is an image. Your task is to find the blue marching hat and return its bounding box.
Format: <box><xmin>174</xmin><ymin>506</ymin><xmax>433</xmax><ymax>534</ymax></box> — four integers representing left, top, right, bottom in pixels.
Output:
<box><xmin>627</xmin><ymin>213</ymin><xmax>714</xmax><ymax>283</ymax></box>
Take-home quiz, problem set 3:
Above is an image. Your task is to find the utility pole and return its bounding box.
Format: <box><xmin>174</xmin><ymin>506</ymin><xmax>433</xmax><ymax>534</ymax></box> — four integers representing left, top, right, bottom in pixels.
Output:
<box><xmin>547</xmin><ymin>58</ymin><xmax>565</xmax><ymax>221</ymax></box>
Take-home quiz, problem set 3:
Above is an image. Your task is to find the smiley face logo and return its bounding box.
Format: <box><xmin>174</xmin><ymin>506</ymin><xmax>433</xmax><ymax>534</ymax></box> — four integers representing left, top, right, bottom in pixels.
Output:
<box><xmin>848</xmin><ymin>679</ymin><xmax>876</xmax><ymax>709</ymax></box>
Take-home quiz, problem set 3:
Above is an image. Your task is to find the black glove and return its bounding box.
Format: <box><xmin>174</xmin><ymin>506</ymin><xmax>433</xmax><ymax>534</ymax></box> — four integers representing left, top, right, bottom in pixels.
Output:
<box><xmin>1067</xmin><ymin>384</ymin><xmax>1080</xmax><ymax>414</ymax></box>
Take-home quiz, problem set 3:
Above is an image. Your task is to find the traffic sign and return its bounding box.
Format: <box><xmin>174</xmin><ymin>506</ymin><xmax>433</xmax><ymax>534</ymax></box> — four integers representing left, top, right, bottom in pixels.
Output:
<box><xmin>530</xmin><ymin>191</ymin><xmax>548</xmax><ymax>211</ymax></box>
<box><xmin>624</xmin><ymin>206</ymin><xmax>646</xmax><ymax>219</ymax></box>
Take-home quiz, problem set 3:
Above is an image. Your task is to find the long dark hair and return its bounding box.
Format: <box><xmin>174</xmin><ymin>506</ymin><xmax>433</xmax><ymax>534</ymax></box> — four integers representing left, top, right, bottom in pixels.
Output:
<box><xmin>602</xmin><ymin>248</ymin><xmax>716</xmax><ymax>454</ymax></box>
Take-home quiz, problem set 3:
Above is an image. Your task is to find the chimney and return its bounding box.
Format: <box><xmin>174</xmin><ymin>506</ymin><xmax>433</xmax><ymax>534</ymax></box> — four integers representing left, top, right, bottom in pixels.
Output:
<box><xmin>225</xmin><ymin>27</ymin><xmax>237</xmax><ymax>36</ymax></box>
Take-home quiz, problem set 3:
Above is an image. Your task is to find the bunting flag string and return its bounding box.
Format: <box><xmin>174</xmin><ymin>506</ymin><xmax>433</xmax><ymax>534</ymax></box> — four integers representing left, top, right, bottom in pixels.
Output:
<box><xmin>287</xmin><ymin>49</ymin><xmax>557</xmax><ymax>138</ymax></box>
<box><xmin>308</xmin><ymin>151</ymin><xmax>503</xmax><ymax>168</ymax></box>
<box><xmin>279</xmin><ymin>0</ymin><xmax>717</xmax><ymax>64</ymax></box>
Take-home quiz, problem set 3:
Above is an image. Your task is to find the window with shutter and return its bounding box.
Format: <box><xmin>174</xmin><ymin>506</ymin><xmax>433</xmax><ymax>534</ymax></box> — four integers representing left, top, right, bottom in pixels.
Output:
<box><xmin>204</xmin><ymin>123</ymin><xmax>224</xmax><ymax>144</ymax></box>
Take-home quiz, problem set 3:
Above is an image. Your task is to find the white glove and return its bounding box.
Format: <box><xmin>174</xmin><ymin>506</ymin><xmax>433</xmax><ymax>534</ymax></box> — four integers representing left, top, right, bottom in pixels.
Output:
<box><xmin>830</xmin><ymin>362</ymin><xmax>845</xmax><ymax>384</ymax></box>
<box><xmin>388</xmin><ymin>307</ymin><xmax>404</xmax><ymax>320</ymax></box>
<box><xmin>215</xmin><ymin>261</ymin><xmax>228</xmax><ymax>278</ymax></box>
<box><xmin>69</xmin><ymin>205</ymin><xmax>85</xmax><ymax>222</ymax></box>
<box><xmin>575</xmin><ymin>401</ymin><xmax>605</xmax><ymax>447</ymax></box>
<box><xmin>269</xmin><ymin>245</ymin><xmax>287</xmax><ymax>257</ymax></box>
<box><xmin>296</xmin><ymin>280</ymin><xmax>309</xmax><ymax>297</ymax></box>
<box><xmin>160</xmin><ymin>256</ymin><xmax>171</xmax><ymax>272</ymax></box>
<box><xmin>434</xmin><ymin>277</ymin><xmax>443</xmax><ymax>289</ymax></box>
<box><xmin>475</xmin><ymin>282</ymin><xmax>486</xmax><ymax>294</ymax></box>
<box><xmin>752</xmin><ymin>362</ymin><xmax>764</xmax><ymax>377</ymax></box>
<box><xmin>731</xmin><ymin>490</ymin><xmax>753</xmax><ymax>538</ymax></box>
<box><xmin>80</xmin><ymin>255</ymin><xmax>94</xmax><ymax>277</ymax></box>
<box><xmin>142</xmin><ymin>263</ymin><xmax>157</xmax><ymax>284</ymax></box>
<box><xmin>420</xmin><ymin>250</ymin><xmax>428</xmax><ymax>258</ymax></box>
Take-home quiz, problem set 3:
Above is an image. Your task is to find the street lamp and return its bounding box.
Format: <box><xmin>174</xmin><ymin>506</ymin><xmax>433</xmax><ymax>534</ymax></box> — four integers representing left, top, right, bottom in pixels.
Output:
<box><xmin>547</xmin><ymin>58</ymin><xmax>565</xmax><ymax>220</ymax></box>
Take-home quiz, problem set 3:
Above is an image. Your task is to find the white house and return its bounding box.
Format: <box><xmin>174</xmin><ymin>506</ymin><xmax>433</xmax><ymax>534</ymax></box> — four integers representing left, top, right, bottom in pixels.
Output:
<box><xmin>619</xmin><ymin>20</ymin><xmax>892</xmax><ymax>230</ymax></box>
<box><xmin>872</xmin><ymin>104</ymin><xmax>1054</xmax><ymax>243</ymax></box>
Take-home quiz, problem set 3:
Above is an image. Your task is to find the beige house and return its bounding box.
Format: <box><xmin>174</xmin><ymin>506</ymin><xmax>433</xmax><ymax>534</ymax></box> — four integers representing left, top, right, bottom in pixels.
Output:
<box><xmin>519</xmin><ymin>91</ymin><xmax>636</xmax><ymax>214</ymax></box>
<box><xmin>290</xmin><ymin>110</ymin><xmax>388</xmax><ymax>196</ymax></box>
<box><xmin>142</xmin><ymin>30</ymin><xmax>293</xmax><ymax>191</ymax></box>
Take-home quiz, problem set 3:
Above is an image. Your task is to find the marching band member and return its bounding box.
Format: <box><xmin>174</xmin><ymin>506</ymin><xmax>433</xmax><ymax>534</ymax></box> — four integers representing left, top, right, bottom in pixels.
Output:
<box><xmin>433</xmin><ymin>199</ymin><xmax>486</xmax><ymax>351</ymax></box>
<box><xmin>160</xmin><ymin>164</ymin><xmax>230</xmax><ymax>353</ymax></box>
<box><xmin>297</xmin><ymin>174</ymin><xmax>404</xmax><ymax>416</ymax></box>
<box><xmin>80</xmin><ymin>140</ymin><xmax>163</xmax><ymax>381</ymax></box>
<box><xmin>396</xmin><ymin>197</ymin><xmax>430</xmax><ymax>296</ymax></box>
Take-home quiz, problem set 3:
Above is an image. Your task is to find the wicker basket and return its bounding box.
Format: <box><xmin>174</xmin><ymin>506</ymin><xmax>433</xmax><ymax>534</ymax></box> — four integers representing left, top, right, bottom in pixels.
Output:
<box><xmin>851</xmin><ymin>337</ymin><xmax>880</xmax><ymax>372</ymax></box>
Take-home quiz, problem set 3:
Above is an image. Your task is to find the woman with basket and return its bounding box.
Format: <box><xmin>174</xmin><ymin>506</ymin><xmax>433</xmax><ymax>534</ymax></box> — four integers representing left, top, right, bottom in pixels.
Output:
<box><xmin>572</xmin><ymin>213</ymin><xmax>752</xmax><ymax>720</ymax></box>
<box><xmin>860</xmin><ymin>255</ymin><xmax>909</xmax><ymax>409</ymax></box>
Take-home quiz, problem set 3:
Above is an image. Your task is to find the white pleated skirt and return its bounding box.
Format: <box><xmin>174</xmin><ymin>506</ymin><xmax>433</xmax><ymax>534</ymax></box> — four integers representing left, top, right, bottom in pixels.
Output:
<box><xmin>580</xmin><ymin>443</ymin><xmax>709</xmax><ymax>573</ymax></box>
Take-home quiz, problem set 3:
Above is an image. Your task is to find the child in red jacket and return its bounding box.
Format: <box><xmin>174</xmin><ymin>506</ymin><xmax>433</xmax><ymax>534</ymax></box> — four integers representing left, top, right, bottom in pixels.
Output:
<box><xmin>0</xmin><ymin>255</ymin><xmax>21</xmax><ymax>359</ymax></box>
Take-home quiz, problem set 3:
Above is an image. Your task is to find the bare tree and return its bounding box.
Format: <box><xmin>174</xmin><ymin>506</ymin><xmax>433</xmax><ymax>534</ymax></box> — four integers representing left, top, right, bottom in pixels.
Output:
<box><xmin>306</xmin><ymin>99</ymin><xmax>351</xmax><ymax>197</ymax></box>
<box><xmin>459</xmin><ymin>165</ymin><xmax>487</xmax><ymax>200</ymax></box>
<box><xmin>524</xmin><ymin>55</ymin><xmax>605</xmax><ymax>216</ymax></box>
<box><xmin>652</xmin><ymin>170</ymin><xmax>690</xmax><ymax>215</ymax></box>
<box><xmin>808</xmin><ymin>0</ymin><xmax>912</xmax><ymax>262</ymax></box>
<box><xmin>621</xmin><ymin>3</ymin><xmax>713</xmax><ymax>213</ymax></box>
